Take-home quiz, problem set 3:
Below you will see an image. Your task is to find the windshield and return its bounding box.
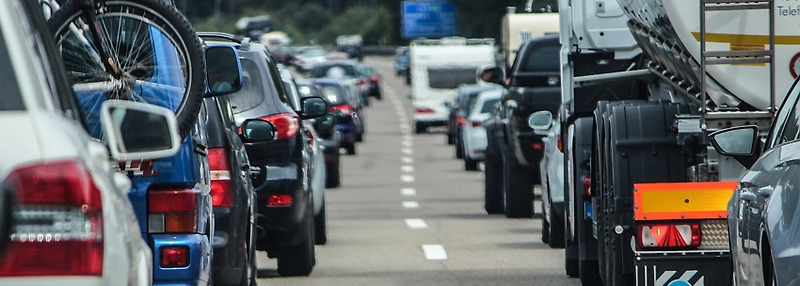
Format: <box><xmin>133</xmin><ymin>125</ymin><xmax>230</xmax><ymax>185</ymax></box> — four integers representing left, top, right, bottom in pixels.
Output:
<box><xmin>0</xmin><ymin>28</ymin><xmax>23</xmax><ymax>111</ymax></box>
<box><xmin>428</xmin><ymin>66</ymin><xmax>477</xmax><ymax>89</ymax></box>
<box><xmin>319</xmin><ymin>85</ymin><xmax>348</xmax><ymax>105</ymax></box>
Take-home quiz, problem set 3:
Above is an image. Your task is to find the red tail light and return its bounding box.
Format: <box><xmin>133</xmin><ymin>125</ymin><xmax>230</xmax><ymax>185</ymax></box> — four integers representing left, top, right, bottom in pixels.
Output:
<box><xmin>637</xmin><ymin>223</ymin><xmax>701</xmax><ymax>249</ymax></box>
<box><xmin>148</xmin><ymin>189</ymin><xmax>198</xmax><ymax>233</ymax></box>
<box><xmin>262</xmin><ymin>113</ymin><xmax>299</xmax><ymax>140</ymax></box>
<box><xmin>332</xmin><ymin>104</ymin><xmax>353</xmax><ymax>115</ymax></box>
<box><xmin>583</xmin><ymin>177</ymin><xmax>592</xmax><ymax>196</ymax></box>
<box><xmin>369</xmin><ymin>75</ymin><xmax>379</xmax><ymax>83</ymax></box>
<box><xmin>160</xmin><ymin>246</ymin><xmax>189</xmax><ymax>268</ymax></box>
<box><xmin>415</xmin><ymin>107</ymin><xmax>434</xmax><ymax>114</ymax></box>
<box><xmin>471</xmin><ymin>120</ymin><xmax>483</xmax><ymax>127</ymax></box>
<box><xmin>557</xmin><ymin>133</ymin><xmax>563</xmax><ymax>152</ymax></box>
<box><xmin>0</xmin><ymin>160</ymin><xmax>104</xmax><ymax>276</ymax></box>
<box><xmin>532</xmin><ymin>143</ymin><xmax>543</xmax><ymax>150</ymax></box>
<box><xmin>456</xmin><ymin>117</ymin><xmax>466</xmax><ymax>126</ymax></box>
<box><xmin>208</xmin><ymin>148</ymin><xmax>233</xmax><ymax>208</ymax></box>
<box><xmin>267</xmin><ymin>194</ymin><xmax>293</xmax><ymax>206</ymax></box>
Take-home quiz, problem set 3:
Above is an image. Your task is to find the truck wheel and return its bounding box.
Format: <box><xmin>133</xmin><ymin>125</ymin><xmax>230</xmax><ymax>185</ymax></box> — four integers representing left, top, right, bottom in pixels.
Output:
<box><xmin>548</xmin><ymin>203</ymin><xmax>565</xmax><ymax>248</ymax></box>
<box><xmin>415</xmin><ymin>122</ymin><xmax>426</xmax><ymax>134</ymax></box>
<box><xmin>464</xmin><ymin>157</ymin><xmax>479</xmax><ymax>171</ymax></box>
<box><xmin>579</xmin><ymin>260</ymin><xmax>602</xmax><ymax>285</ymax></box>
<box><xmin>502</xmin><ymin>154</ymin><xmax>534</xmax><ymax>218</ymax></box>
<box><xmin>566</xmin><ymin>257</ymin><xmax>579</xmax><ymax>278</ymax></box>
<box><xmin>277</xmin><ymin>207</ymin><xmax>315</xmax><ymax>276</ymax></box>
<box><xmin>484</xmin><ymin>154</ymin><xmax>504</xmax><ymax>214</ymax></box>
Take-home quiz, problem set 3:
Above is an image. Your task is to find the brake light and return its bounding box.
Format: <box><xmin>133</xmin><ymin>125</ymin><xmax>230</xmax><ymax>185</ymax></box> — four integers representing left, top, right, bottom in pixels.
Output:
<box><xmin>557</xmin><ymin>133</ymin><xmax>563</xmax><ymax>152</ymax></box>
<box><xmin>637</xmin><ymin>223</ymin><xmax>701</xmax><ymax>249</ymax></box>
<box><xmin>532</xmin><ymin>143</ymin><xmax>543</xmax><ymax>150</ymax></box>
<box><xmin>267</xmin><ymin>194</ymin><xmax>293</xmax><ymax>206</ymax></box>
<box><xmin>369</xmin><ymin>75</ymin><xmax>379</xmax><ymax>83</ymax></box>
<box><xmin>148</xmin><ymin>189</ymin><xmax>198</xmax><ymax>233</ymax></box>
<box><xmin>0</xmin><ymin>160</ymin><xmax>103</xmax><ymax>276</ymax></box>
<box><xmin>471</xmin><ymin>120</ymin><xmax>483</xmax><ymax>127</ymax></box>
<box><xmin>208</xmin><ymin>148</ymin><xmax>233</xmax><ymax>208</ymax></box>
<box><xmin>583</xmin><ymin>178</ymin><xmax>592</xmax><ymax>196</ymax></box>
<box><xmin>332</xmin><ymin>104</ymin><xmax>353</xmax><ymax>115</ymax></box>
<box><xmin>262</xmin><ymin>113</ymin><xmax>299</xmax><ymax>140</ymax></box>
<box><xmin>160</xmin><ymin>246</ymin><xmax>189</xmax><ymax>268</ymax></box>
<box><xmin>415</xmin><ymin>107</ymin><xmax>434</xmax><ymax>114</ymax></box>
<box><xmin>456</xmin><ymin>117</ymin><xmax>466</xmax><ymax>126</ymax></box>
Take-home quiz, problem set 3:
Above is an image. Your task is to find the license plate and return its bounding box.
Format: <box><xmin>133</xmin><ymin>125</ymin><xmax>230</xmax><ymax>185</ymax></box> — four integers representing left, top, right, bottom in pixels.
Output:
<box><xmin>584</xmin><ymin>202</ymin><xmax>593</xmax><ymax>220</ymax></box>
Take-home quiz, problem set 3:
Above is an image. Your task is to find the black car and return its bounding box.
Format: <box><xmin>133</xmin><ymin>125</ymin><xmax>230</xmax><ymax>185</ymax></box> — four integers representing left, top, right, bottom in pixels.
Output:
<box><xmin>206</xmin><ymin>96</ymin><xmax>261</xmax><ymax>286</ymax></box>
<box><xmin>297</xmin><ymin>79</ymin><xmax>342</xmax><ymax>188</ymax></box>
<box><xmin>199</xmin><ymin>33</ymin><xmax>327</xmax><ymax>277</ymax></box>
<box><xmin>359</xmin><ymin>65</ymin><xmax>382</xmax><ymax>100</ymax></box>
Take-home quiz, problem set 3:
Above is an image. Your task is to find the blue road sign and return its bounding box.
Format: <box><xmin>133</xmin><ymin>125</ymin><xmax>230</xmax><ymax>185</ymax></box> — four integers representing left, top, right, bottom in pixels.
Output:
<box><xmin>401</xmin><ymin>1</ymin><xmax>457</xmax><ymax>38</ymax></box>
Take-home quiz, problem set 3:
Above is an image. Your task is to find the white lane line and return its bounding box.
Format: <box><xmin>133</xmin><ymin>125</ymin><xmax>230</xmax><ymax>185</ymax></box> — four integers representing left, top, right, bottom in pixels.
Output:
<box><xmin>401</xmin><ymin>156</ymin><xmax>413</xmax><ymax>164</ymax></box>
<box><xmin>405</xmin><ymin>218</ymin><xmax>428</xmax><ymax>229</ymax></box>
<box><xmin>401</xmin><ymin>165</ymin><xmax>414</xmax><ymax>172</ymax></box>
<box><xmin>399</xmin><ymin>123</ymin><xmax>410</xmax><ymax>129</ymax></box>
<box><xmin>401</xmin><ymin>175</ymin><xmax>415</xmax><ymax>182</ymax></box>
<box><xmin>401</xmin><ymin>188</ymin><xmax>416</xmax><ymax>196</ymax></box>
<box><xmin>422</xmin><ymin>244</ymin><xmax>448</xmax><ymax>260</ymax></box>
<box><xmin>402</xmin><ymin>201</ymin><xmax>420</xmax><ymax>209</ymax></box>
<box><xmin>402</xmin><ymin>140</ymin><xmax>413</xmax><ymax>147</ymax></box>
<box><xmin>402</xmin><ymin>148</ymin><xmax>413</xmax><ymax>154</ymax></box>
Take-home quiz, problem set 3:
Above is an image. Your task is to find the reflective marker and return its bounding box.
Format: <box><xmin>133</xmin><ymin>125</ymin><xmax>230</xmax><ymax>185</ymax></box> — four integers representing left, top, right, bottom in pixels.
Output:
<box><xmin>405</xmin><ymin>218</ymin><xmax>428</xmax><ymax>229</ymax></box>
<box><xmin>422</xmin><ymin>244</ymin><xmax>448</xmax><ymax>260</ymax></box>
<box><xmin>401</xmin><ymin>175</ymin><xmax>415</xmax><ymax>182</ymax></box>
<box><xmin>401</xmin><ymin>188</ymin><xmax>416</xmax><ymax>196</ymax></box>
<box><xmin>402</xmin><ymin>201</ymin><xmax>419</xmax><ymax>208</ymax></box>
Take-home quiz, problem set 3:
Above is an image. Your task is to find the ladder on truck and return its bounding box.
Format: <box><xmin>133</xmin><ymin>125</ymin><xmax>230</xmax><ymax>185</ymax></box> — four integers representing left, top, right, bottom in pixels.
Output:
<box><xmin>700</xmin><ymin>0</ymin><xmax>775</xmax><ymax>130</ymax></box>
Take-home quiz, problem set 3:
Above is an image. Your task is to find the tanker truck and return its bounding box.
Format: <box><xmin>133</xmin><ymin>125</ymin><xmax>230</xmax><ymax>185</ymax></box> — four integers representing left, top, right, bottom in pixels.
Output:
<box><xmin>527</xmin><ymin>0</ymin><xmax>800</xmax><ymax>285</ymax></box>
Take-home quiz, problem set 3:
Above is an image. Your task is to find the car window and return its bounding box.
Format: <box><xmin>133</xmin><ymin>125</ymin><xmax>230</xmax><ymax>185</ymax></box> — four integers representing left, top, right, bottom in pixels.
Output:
<box><xmin>264</xmin><ymin>52</ymin><xmax>292</xmax><ymax>107</ymax></box>
<box><xmin>0</xmin><ymin>29</ymin><xmax>23</xmax><ymax>111</ymax></box>
<box><xmin>428</xmin><ymin>66</ymin><xmax>477</xmax><ymax>89</ymax></box>
<box><xmin>769</xmin><ymin>81</ymin><xmax>800</xmax><ymax>147</ymax></box>
<box><xmin>227</xmin><ymin>57</ymin><xmax>265</xmax><ymax>112</ymax></box>
<box><xmin>311</xmin><ymin>64</ymin><xmax>359</xmax><ymax>78</ymax></box>
<box><xmin>777</xmin><ymin>98</ymin><xmax>800</xmax><ymax>144</ymax></box>
<box><xmin>481</xmin><ymin>98</ymin><xmax>500</xmax><ymax>113</ymax></box>
<box><xmin>520</xmin><ymin>44</ymin><xmax>560</xmax><ymax>72</ymax></box>
<box><xmin>320</xmin><ymin>85</ymin><xmax>347</xmax><ymax>105</ymax></box>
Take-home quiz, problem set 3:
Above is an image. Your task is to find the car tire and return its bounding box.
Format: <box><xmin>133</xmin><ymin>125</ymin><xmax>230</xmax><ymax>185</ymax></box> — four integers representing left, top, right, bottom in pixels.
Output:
<box><xmin>484</xmin><ymin>156</ymin><xmax>504</xmax><ymax>214</ymax></box>
<box><xmin>502</xmin><ymin>154</ymin><xmax>534</xmax><ymax>218</ymax></box>
<box><xmin>314</xmin><ymin>201</ymin><xmax>327</xmax><ymax>245</ymax></box>
<box><xmin>325</xmin><ymin>158</ymin><xmax>340</xmax><ymax>188</ymax></box>
<box><xmin>540</xmin><ymin>199</ymin><xmax>549</xmax><ymax>244</ymax></box>
<box><xmin>464</xmin><ymin>157</ymin><xmax>479</xmax><ymax>171</ymax></box>
<box><xmin>346</xmin><ymin>143</ymin><xmax>356</xmax><ymax>155</ymax></box>
<box><xmin>415</xmin><ymin>122</ymin><xmax>426</xmax><ymax>134</ymax></box>
<box><xmin>455</xmin><ymin>141</ymin><xmax>464</xmax><ymax>159</ymax></box>
<box><xmin>276</xmin><ymin>207</ymin><xmax>315</xmax><ymax>277</ymax></box>
<box><xmin>241</xmin><ymin>214</ymin><xmax>257</xmax><ymax>286</ymax></box>
<box><xmin>579</xmin><ymin>260</ymin><xmax>602</xmax><ymax>285</ymax></box>
<box><xmin>548</xmin><ymin>204</ymin><xmax>565</xmax><ymax>248</ymax></box>
<box><xmin>446</xmin><ymin>132</ymin><xmax>455</xmax><ymax>145</ymax></box>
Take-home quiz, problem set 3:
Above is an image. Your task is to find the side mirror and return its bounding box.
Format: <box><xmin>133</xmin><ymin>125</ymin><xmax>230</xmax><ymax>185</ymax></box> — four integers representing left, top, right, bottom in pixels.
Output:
<box><xmin>479</xmin><ymin>66</ymin><xmax>506</xmax><ymax>86</ymax></box>
<box><xmin>528</xmin><ymin>110</ymin><xmax>553</xmax><ymax>135</ymax></box>
<box><xmin>312</xmin><ymin>114</ymin><xmax>337</xmax><ymax>132</ymax></box>
<box><xmin>709</xmin><ymin>125</ymin><xmax>760</xmax><ymax>168</ymax></box>
<box><xmin>205</xmin><ymin>46</ymin><xmax>243</xmax><ymax>97</ymax></box>
<box><xmin>100</xmin><ymin>100</ymin><xmax>181</xmax><ymax>160</ymax></box>
<box><xmin>300</xmin><ymin>96</ymin><xmax>329</xmax><ymax>119</ymax></box>
<box><xmin>240</xmin><ymin>119</ymin><xmax>278</xmax><ymax>142</ymax></box>
<box><xmin>0</xmin><ymin>184</ymin><xmax>13</xmax><ymax>254</ymax></box>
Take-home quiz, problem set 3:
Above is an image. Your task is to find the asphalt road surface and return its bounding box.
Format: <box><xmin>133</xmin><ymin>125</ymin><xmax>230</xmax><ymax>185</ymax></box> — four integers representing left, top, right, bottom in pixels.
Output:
<box><xmin>255</xmin><ymin>55</ymin><xmax>581</xmax><ymax>286</ymax></box>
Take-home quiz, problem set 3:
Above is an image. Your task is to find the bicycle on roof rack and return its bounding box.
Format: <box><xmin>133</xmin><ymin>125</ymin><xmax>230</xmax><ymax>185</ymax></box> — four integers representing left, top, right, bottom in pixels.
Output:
<box><xmin>42</xmin><ymin>0</ymin><xmax>204</xmax><ymax>139</ymax></box>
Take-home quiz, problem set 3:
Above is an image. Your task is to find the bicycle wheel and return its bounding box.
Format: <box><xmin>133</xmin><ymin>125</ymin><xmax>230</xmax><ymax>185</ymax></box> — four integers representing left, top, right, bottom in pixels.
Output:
<box><xmin>48</xmin><ymin>0</ymin><xmax>204</xmax><ymax>139</ymax></box>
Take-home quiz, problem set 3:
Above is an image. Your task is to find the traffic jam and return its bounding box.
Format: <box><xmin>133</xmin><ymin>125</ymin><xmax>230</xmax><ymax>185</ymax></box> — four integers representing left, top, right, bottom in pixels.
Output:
<box><xmin>1</xmin><ymin>0</ymin><xmax>799</xmax><ymax>285</ymax></box>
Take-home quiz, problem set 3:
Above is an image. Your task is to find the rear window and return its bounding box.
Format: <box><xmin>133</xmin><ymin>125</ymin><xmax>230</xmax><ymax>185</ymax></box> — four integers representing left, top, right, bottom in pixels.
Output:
<box><xmin>319</xmin><ymin>85</ymin><xmax>348</xmax><ymax>105</ymax></box>
<box><xmin>0</xmin><ymin>28</ymin><xmax>24</xmax><ymax>111</ymax></box>
<box><xmin>480</xmin><ymin>98</ymin><xmax>499</xmax><ymax>113</ymax></box>
<box><xmin>428</xmin><ymin>66</ymin><xmax>477</xmax><ymax>89</ymax></box>
<box><xmin>310</xmin><ymin>64</ymin><xmax>359</xmax><ymax>79</ymax></box>
<box><xmin>519</xmin><ymin>44</ymin><xmax>560</xmax><ymax>72</ymax></box>
<box><xmin>227</xmin><ymin>58</ymin><xmax>265</xmax><ymax>112</ymax></box>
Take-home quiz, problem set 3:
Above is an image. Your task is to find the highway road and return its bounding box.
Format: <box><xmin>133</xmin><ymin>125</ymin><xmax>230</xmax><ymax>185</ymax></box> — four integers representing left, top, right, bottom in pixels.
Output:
<box><xmin>255</xmin><ymin>55</ymin><xmax>581</xmax><ymax>286</ymax></box>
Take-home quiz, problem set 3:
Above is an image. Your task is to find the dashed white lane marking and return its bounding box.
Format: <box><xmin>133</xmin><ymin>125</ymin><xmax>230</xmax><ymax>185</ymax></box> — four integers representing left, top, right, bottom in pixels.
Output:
<box><xmin>399</xmin><ymin>123</ymin><xmax>410</xmax><ymax>129</ymax></box>
<box><xmin>401</xmin><ymin>188</ymin><xmax>416</xmax><ymax>196</ymax></box>
<box><xmin>402</xmin><ymin>201</ymin><xmax>420</xmax><ymax>209</ymax></box>
<box><xmin>402</xmin><ymin>140</ymin><xmax>413</xmax><ymax>147</ymax></box>
<box><xmin>402</xmin><ymin>148</ymin><xmax>413</xmax><ymax>154</ymax></box>
<box><xmin>401</xmin><ymin>165</ymin><xmax>414</xmax><ymax>172</ymax></box>
<box><xmin>401</xmin><ymin>156</ymin><xmax>413</xmax><ymax>163</ymax></box>
<box><xmin>401</xmin><ymin>175</ymin><xmax>415</xmax><ymax>182</ymax></box>
<box><xmin>422</xmin><ymin>244</ymin><xmax>448</xmax><ymax>260</ymax></box>
<box><xmin>405</xmin><ymin>218</ymin><xmax>428</xmax><ymax>229</ymax></box>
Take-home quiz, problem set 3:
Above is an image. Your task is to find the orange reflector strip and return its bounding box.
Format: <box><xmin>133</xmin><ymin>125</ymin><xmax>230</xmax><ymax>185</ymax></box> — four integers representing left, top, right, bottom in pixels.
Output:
<box><xmin>633</xmin><ymin>181</ymin><xmax>737</xmax><ymax>221</ymax></box>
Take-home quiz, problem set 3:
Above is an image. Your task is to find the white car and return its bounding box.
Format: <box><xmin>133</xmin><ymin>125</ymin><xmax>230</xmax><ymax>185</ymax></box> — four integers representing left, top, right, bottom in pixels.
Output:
<box><xmin>0</xmin><ymin>0</ymin><xmax>180</xmax><ymax>284</ymax></box>
<box><xmin>460</xmin><ymin>89</ymin><xmax>503</xmax><ymax>171</ymax></box>
<box><xmin>294</xmin><ymin>48</ymin><xmax>328</xmax><ymax>73</ymax></box>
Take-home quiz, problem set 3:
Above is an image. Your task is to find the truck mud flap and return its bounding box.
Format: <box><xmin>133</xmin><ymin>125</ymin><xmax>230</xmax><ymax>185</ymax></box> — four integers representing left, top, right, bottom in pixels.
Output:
<box><xmin>635</xmin><ymin>251</ymin><xmax>731</xmax><ymax>286</ymax></box>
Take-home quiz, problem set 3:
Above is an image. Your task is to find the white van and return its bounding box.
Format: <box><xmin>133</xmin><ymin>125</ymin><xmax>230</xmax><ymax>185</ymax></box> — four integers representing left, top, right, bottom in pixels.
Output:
<box><xmin>409</xmin><ymin>37</ymin><xmax>496</xmax><ymax>133</ymax></box>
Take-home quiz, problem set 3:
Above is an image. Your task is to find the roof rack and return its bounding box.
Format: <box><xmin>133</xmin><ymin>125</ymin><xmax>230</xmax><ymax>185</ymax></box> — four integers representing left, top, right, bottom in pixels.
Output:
<box><xmin>197</xmin><ymin>32</ymin><xmax>251</xmax><ymax>49</ymax></box>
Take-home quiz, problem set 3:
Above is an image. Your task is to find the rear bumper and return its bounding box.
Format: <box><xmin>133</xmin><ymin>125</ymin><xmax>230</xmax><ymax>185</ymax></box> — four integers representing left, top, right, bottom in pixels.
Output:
<box><xmin>634</xmin><ymin>250</ymin><xmax>731</xmax><ymax>285</ymax></box>
<box><xmin>151</xmin><ymin>234</ymin><xmax>211</xmax><ymax>285</ymax></box>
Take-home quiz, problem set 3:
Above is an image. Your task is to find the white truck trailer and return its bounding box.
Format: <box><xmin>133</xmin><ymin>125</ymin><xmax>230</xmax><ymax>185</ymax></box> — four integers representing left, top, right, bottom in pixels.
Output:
<box><xmin>531</xmin><ymin>0</ymin><xmax>800</xmax><ymax>285</ymax></box>
<box><xmin>500</xmin><ymin>7</ymin><xmax>559</xmax><ymax>68</ymax></box>
<box><xmin>409</xmin><ymin>37</ymin><xmax>496</xmax><ymax>133</ymax></box>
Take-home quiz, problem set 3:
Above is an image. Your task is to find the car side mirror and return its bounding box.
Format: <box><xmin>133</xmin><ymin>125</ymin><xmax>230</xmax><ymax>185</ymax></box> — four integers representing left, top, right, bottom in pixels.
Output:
<box><xmin>205</xmin><ymin>46</ymin><xmax>243</xmax><ymax>97</ymax></box>
<box><xmin>0</xmin><ymin>184</ymin><xmax>13</xmax><ymax>254</ymax></box>
<box><xmin>300</xmin><ymin>96</ymin><xmax>329</xmax><ymax>119</ymax></box>
<box><xmin>100</xmin><ymin>100</ymin><xmax>181</xmax><ymax>160</ymax></box>
<box><xmin>709</xmin><ymin>125</ymin><xmax>760</xmax><ymax>168</ymax></box>
<box><xmin>479</xmin><ymin>66</ymin><xmax>506</xmax><ymax>86</ymax></box>
<box><xmin>240</xmin><ymin>119</ymin><xmax>277</xmax><ymax>142</ymax></box>
<box><xmin>528</xmin><ymin>110</ymin><xmax>553</xmax><ymax>135</ymax></box>
<box><xmin>312</xmin><ymin>113</ymin><xmax>337</xmax><ymax>132</ymax></box>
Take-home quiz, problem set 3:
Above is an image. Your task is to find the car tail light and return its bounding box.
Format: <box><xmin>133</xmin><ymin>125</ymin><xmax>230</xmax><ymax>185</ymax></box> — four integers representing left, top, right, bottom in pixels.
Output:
<box><xmin>415</xmin><ymin>107</ymin><xmax>434</xmax><ymax>114</ymax></box>
<box><xmin>332</xmin><ymin>104</ymin><xmax>353</xmax><ymax>116</ymax></box>
<box><xmin>369</xmin><ymin>75</ymin><xmax>379</xmax><ymax>83</ymax></box>
<box><xmin>637</xmin><ymin>223</ymin><xmax>701</xmax><ymax>249</ymax></box>
<box><xmin>208</xmin><ymin>148</ymin><xmax>233</xmax><ymax>208</ymax></box>
<box><xmin>471</xmin><ymin>120</ymin><xmax>483</xmax><ymax>127</ymax></box>
<box><xmin>456</xmin><ymin>117</ymin><xmax>466</xmax><ymax>126</ymax></box>
<box><xmin>0</xmin><ymin>160</ymin><xmax>103</xmax><ymax>277</ymax></box>
<box><xmin>148</xmin><ymin>189</ymin><xmax>198</xmax><ymax>233</ymax></box>
<box><xmin>583</xmin><ymin>178</ymin><xmax>592</xmax><ymax>196</ymax></box>
<box><xmin>557</xmin><ymin>133</ymin><xmax>563</xmax><ymax>152</ymax></box>
<box><xmin>532</xmin><ymin>143</ymin><xmax>543</xmax><ymax>150</ymax></box>
<box><xmin>262</xmin><ymin>113</ymin><xmax>300</xmax><ymax>140</ymax></box>
<box><xmin>267</xmin><ymin>194</ymin><xmax>293</xmax><ymax>206</ymax></box>
<box><xmin>160</xmin><ymin>246</ymin><xmax>189</xmax><ymax>268</ymax></box>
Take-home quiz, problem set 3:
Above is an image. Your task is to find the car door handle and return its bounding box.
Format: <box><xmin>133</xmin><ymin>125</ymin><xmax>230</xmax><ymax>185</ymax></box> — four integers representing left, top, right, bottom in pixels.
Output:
<box><xmin>757</xmin><ymin>186</ymin><xmax>773</xmax><ymax>198</ymax></box>
<box><xmin>739</xmin><ymin>192</ymin><xmax>757</xmax><ymax>202</ymax></box>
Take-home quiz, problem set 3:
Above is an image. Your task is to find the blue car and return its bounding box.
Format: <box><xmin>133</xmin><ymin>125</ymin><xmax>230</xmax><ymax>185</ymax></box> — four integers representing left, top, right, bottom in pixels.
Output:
<box><xmin>313</xmin><ymin>78</ymin><xmax>365</xmax><ymax>155</ymax></box>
